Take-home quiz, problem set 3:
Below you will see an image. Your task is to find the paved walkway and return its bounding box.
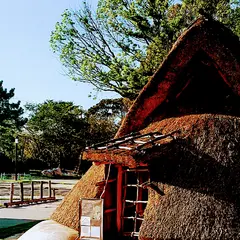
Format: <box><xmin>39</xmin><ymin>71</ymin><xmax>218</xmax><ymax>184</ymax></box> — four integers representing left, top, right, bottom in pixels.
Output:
<box><xmin>0</xmin><ymin>200</ymin><xmax>61</xmax><ymax>228</ymax></box>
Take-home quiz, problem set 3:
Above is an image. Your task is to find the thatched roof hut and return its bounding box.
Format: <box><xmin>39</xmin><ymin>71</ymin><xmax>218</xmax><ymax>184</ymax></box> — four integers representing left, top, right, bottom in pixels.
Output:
<box><xmin>51</xmin><ymin>16</ymin><xmax>240</xmax><ymax>239</ymax></box>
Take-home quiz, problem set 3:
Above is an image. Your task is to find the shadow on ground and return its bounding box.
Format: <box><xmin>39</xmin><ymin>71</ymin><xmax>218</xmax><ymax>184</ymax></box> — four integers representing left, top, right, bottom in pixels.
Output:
<box><xmin>0</xmin><ymin>219</ymin><xmax>41</xmax><ymax>239</ymax></box>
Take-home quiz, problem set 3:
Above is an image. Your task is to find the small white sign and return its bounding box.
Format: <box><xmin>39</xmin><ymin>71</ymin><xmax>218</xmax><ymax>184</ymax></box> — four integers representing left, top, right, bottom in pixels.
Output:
<box><xmin>81</xmin><ymin>226</ymin><xmax>91</xmax><ymax>237</ymax></box>
<box><xmin>81</xmin><ymin>216</ymin><xmax>91</xmax><ymax>226</ymax></box>
<box><xmin>91</xmin><ymin>226</ymin><xmax>101</xmax><ymax>238</ymax></box>
<box><xmin>80</xmin><ymin>199</ymin><xmax>103</xmax><ymax>240</ymax></box>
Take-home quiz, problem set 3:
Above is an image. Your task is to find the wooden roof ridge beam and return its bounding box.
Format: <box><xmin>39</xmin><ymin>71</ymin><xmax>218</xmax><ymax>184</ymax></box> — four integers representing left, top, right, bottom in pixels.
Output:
<box><xmin>86</xmin><ymin>131</ymin><xmax>164</xmax><ymax>150</ymax></box>
<box><xmin>86</xmin><ymin>131</ymin><xmax>141</xmax><ymax>149</ymax></box>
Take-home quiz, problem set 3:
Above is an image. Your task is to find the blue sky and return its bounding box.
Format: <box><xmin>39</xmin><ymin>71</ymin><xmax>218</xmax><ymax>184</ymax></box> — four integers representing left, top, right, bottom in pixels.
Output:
<box><xmin>0</xmin><ymin>0</ymin><xmax>118</xmax><ymax>110</ymax></box>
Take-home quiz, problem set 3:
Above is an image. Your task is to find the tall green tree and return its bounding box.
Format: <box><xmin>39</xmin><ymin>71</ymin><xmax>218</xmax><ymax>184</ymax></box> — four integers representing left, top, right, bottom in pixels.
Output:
<box><xmin>87</xmin><ymin>98</ymin><xmax>131</xmax><ymax>122</ymax></box>
<box><xmin>24</xmin><ymin>100</ymin><xmax>88</xmax><ymax>169</ymax></box>
<box><xmin>50</xmin><ymin>0</ymin><xmax>239</xmax><ymax>99</ymax></box>
<box><xmin>85</xmin><ymin>98</ymin><xmax>130</xmax><ymax>145</ymax></box>
<box><xmin>24</xmin><ymin>100</ymin><xmax>120</xmax><ymax>171</ymax></box>
<box><xmin>0</xmin><ymin>80</ymin><xmax>26</xmax><ymax>157</ymax></box>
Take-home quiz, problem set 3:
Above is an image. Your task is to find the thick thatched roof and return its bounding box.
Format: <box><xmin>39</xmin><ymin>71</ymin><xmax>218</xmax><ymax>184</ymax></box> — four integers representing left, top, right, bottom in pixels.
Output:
<box><xmin>51</xmin><ymin>164</ymin><xmax>105</xmax><ymax>230</ymax></box>
<box><xmin>117</xmin><ymin>17</ymin><xmax>240</xmax><ymax>137</ymax></box>
<box><xmin>138</xmin><ymin>114</ymin><xmax>240</xmax><ymax>239</ymax></box>
<box><xmin>83</xmin><ymin>17</ymin><xmax>240</xmax><ymax>167</ymax></box>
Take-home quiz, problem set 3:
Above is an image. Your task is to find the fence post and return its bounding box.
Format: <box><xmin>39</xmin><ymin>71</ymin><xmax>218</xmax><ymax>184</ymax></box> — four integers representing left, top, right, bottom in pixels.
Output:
<box><xmin>10</xmin><ymin>183</ymin><xmax>14</xmax><ymax>203</ymax></box>
<box><xmin>53</xmin><ymin>188</ymin><xmax>56</xmax><ymax>198</ymax></box>
<box><xmin>20</xmin><ymin>182</ymin><xmax>24</xmax><ymax>202</ymax></box>
<box><xmin>31</xmin><ymin>181</ymin><xmax>34</xmax><ymax>200</ymax></box>
<box><xmin>48</xmin><ymin>181</ymin><xmax>52</xmax><ymax>198</ymax></box>
<box><xmin>40</xmin><ymin>181</ymin><xmax>43</xmax><ymax>199</ymax></box>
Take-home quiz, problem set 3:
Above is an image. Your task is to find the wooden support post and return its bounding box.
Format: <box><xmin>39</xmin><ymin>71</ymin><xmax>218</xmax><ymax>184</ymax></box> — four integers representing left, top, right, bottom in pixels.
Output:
<box><xmin>116</xmin><ymin>165</ymin><xmax>123</xmax><ymax>234</ymax></box>
<box><xmin>10</xmin><ymin>183</ymin><xmax>14</xmax><ymax>203</ymax></box>
<box><xmin>31</xmin><ymin>181</ymin><xmax>34</xmax><ymax>200</ymax></box>
<box><xmin>40</xmin><ymin>181</ymin><xmax>43</xmax><ymax>199</ymax></box>
<box><xmin>134</xmin><ymin>171</ymin><xmax>140</xmax><ymax>234</ymax></box>
<box><xmin>138</xmin><ymin>174</ymin><xmax>143</xmax><ymax>216</ymax></box>
<box><xmin>53</xmin><ymin>188</ymin><xmax>56</xmax><ymax>198</ymax></box>
<box><xmin>20</xmin><ymin>182</ymin><xmax>24</xmax><ymax>202</ymax></box>
<box><xmin>48</xmin><ymin>181</ymin><xmax>52</xmax><ymax>198</ymax></box>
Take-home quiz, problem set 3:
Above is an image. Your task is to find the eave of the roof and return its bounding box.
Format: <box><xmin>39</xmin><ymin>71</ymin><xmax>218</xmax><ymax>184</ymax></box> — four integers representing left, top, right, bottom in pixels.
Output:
<box><xmin>83</xmin><ymin>114</ymin><xmax>240</xmax><ymax>167</ymax></box>
<box><xmin>83</xmin><ymin>130</ymin><xmax>176</xmax><ymax>168</ymax></box>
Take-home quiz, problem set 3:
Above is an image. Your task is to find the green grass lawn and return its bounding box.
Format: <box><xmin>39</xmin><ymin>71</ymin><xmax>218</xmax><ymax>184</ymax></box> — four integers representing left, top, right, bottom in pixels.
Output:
<box><xmin>0</xmin><ymin>220</ymin><xmax>41</xmax><ymax>239</ymax></box>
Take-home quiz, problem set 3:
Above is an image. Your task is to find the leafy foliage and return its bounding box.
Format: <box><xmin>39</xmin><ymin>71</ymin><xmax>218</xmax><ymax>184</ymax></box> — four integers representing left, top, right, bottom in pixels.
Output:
<box><xmin>86</xmin><ymin>98</ymin><xmax>132</xmax><ymax>146</ymax></box>
<box><xmin>23</xmin><ymin>99</ymin><xmax>123</xmax><ymax>171</ymax></box>
<box><xmin>50</xmin><ymin>0</ymin><xmax>239</xmax><ymax>99</ymax></box>
<box><xmin>24</xmin><ymin>101</ymin><xmax>88</xmax><ymax>169</ymax></box>
<box><xmin>87</xmin><ymin>98</ymin><xmax>131</xmax><ymax>122</ymax></box>
<box><xmin>0</xmin><ymin>80</ymin><xmax>26</xmax><ymax>157</ymax></box>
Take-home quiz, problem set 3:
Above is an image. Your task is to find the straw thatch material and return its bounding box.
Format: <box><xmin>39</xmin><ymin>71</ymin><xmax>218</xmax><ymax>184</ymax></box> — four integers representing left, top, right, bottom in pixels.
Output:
<box><xmin>139</xmin><ymin>114</ymin><xmax>240</xmax><ymax>239</ymax></box>
<box><xmin>141</xmin><ymin>185</ymin><xmax>239</xmax><ymax>240</ymax></box>
<box><xmin>51</xmin><ymin>164</ymin><xmax>105</xmax><ymax>230</ymax></box>
<box><xmin>117</xmin><ymin>17</ymin><xmax>240</xmax><ymax>138</ymax></box>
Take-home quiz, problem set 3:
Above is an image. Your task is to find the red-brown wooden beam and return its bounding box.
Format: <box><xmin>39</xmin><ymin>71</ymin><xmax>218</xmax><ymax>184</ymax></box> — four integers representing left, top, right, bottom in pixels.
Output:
<box><xmin>4</xmin><ymin>197</ymin><xmax>56</xmax><ymax>208</ymax></box>
<box><xmin>116</xmin><ymin>165</ymin><xmax>123</xmax><ymax>234</ymax></box>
